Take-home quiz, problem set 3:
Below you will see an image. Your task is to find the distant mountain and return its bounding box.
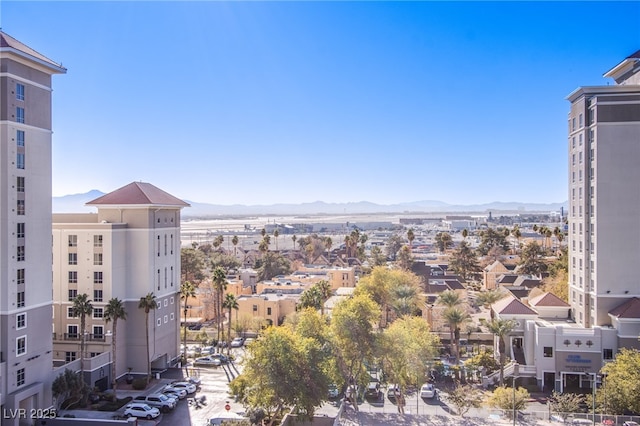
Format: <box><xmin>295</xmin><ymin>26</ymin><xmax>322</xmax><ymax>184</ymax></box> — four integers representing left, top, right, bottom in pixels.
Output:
<box><xmin>53</xmin><ymin>190</ymin><xmax>567</xmax><ymax>217</ymax></box>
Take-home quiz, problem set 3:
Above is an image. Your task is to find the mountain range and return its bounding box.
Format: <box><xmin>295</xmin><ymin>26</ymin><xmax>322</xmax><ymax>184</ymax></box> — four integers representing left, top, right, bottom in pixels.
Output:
<box><xmin>53</xmin><ymin>190</ymin><xmax>568</xmax><ymax>218</ymax></box>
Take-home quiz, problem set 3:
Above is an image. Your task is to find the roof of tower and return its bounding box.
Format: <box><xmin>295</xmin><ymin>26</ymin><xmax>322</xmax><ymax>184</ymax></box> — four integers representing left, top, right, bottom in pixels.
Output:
<box><xmin>608</xmin><ymin>297</ymin><xmax>640</xmax><ymax>319</ymax></box>
<box><xmin>0</xmin><ymin>31</ymin><xmax>66</xmax><ymax>72</ymax></box>
<box><xmin>86</xmin><ymin>182</ymin><xmax>190</xmax><ymax>208</ymax></box>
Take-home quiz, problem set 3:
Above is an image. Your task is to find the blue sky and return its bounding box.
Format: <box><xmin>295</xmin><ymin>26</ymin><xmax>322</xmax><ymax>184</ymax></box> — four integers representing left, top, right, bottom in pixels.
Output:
<box><xmin>2</xmin><ymin>1</ymin><xmax>639</xmax><ymax>205</ymax></box>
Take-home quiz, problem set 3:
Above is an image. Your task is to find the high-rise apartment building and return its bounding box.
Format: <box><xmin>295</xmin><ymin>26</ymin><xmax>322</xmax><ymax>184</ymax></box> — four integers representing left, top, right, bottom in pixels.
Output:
<box><xmin>52</xmin><ymin>182</ymin><xmax>188</xmax><ymax>384</ymax></box>
<box><xmin>567</xmin><ymin>51</ymin><xmax>640</xmax><ymax>328</ymax></box>
<box><xmin>0</xmin><ymin>32</ymin><xmax>65</xmax><ymax>423</ymax></box>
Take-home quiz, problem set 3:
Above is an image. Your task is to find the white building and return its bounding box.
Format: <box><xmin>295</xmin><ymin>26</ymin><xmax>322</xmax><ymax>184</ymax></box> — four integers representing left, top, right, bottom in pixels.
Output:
<box><xmin>0</xmin><ymin>31</ymin><xmax>65</xmax><ymax>423</ymax></box>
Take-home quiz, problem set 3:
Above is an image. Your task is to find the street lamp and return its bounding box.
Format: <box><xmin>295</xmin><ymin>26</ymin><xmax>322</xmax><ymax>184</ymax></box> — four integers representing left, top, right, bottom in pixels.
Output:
<box><xmin>583</xmin><ymin>372</ymin><xmax>596</xmax><ymax>426</ymax></box>
<box><xmin>512</xmin><ymin>375</ymin><xmax>520</xmax><ymax>426</ymax></box>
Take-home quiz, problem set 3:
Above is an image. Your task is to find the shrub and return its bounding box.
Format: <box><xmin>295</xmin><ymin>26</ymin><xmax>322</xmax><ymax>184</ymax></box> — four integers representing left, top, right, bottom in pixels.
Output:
<box><xmin>97</xmin><ymin>396</ymin><xmax>132</xmax><ymax>412</ymax></box>
<box><xmin>132</xmin><ymin>377</ymin><xmax>148</xmax><ymax>390</ymax></box>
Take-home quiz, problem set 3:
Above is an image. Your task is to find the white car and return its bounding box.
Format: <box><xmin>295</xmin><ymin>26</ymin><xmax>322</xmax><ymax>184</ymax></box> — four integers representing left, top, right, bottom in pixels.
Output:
<box><xmin>162</xmin><ymin>388</ymin><xmax>186</xmax><ymax>400</ymax></box>
<box><xmin>123</xmin><ymin>403</ymin><xmax>160</xmax><ymax>420</ymax></box>
<box><xmin>168</xmin><ymin>381</ymin><xmax>197</xmax><ymax>394</ymax></box>
<box><xmin>420</xmin><ymin>383</ymin><xmax>436</xmax><ymax>398</ymax></box>
<box><xmin>230</xmin><ymin>337</ymin><xmax>244</xmax><ymax>348</ymax></box>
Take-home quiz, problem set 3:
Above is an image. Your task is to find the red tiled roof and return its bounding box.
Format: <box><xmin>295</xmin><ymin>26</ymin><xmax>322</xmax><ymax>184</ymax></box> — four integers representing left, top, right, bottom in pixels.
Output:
<box><xmin>609</xmin><ymin>297</ymin><xmax>640</xmax><ymax>319</ymax></box>
<box><xmin>492</xmin><ymin>295</ymin><xmax>538</xmax><ymax>316</ymax></box>
<box><xmin>87</xmin><ymin>182</ymin><xmax>190</xmax><ymax>207</ymax></box>
<box><xmin>529</xmin><ymin>292</ymin><xmax>570</xmax><ymax>308</ymax></box>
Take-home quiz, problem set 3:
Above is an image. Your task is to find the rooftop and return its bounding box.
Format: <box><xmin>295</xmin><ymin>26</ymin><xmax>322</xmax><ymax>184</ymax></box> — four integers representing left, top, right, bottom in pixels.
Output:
<box><xmin>87</xmin><ymin>182</ymin><xmax>190</xmax><ymax>208</ymax></box>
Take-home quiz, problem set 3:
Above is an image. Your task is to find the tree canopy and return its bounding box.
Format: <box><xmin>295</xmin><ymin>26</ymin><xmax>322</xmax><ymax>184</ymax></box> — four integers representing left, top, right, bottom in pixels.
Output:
<box><xmin>449</xmin><ymin>241</ymin><xmax>481</xmax><ymax>281</ymax></box>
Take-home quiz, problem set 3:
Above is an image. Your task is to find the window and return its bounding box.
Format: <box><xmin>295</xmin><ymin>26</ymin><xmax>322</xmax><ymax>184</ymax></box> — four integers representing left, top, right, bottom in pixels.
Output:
<box><xmin>164</xmin><ymin>315</ymin><xmax>168</xmax><ymax>324</ymax></box>
<box><xmin>17</xmin><ymin>291</ymin><xmax>25</xmax><ymax>308</ymax></box>
<box><xmin>17</xmin><ymin>245</ymin><xmax>25</xmax><ymax>261</ymax></box>
<box><xmin>65</xmin><ymin>352</ymin><xmax>76</xmax><ymax>363</ymax></box>
<box><xmin>157</xmin><ymin>318</ymin><xmax>161</xmax><ymax>327</ymax></box>
<box><xmin>16</xmin><ymin>83</ymin><xmax>25</xmax><ymax>101</ymax></box>
<box><xmin>68</xmin><ymin>252</ymin><xmax>77</xmax><ymax>265</ymax></box>
<box><xmin>68</xmin><ymin>235</ymin><xmax>77</xmax><ymax>247</ymax></box>
<box><xmin>157</xmin><ymin>269</ymin><xmax>160</xmax><ymax>290</ymax></box>
<box><xmin>16</xmin><ymin>107</ymin><xmax>24</xmax><ymax>123</ymax></box>
<box><xmin>93</xmin><ymin>271</ymin><xmax>103</xmax><ymax>284</ymax></box>
<box><xmin>572</xmin><ymin>117</ymin><xmax>575</xmax><ymax>131</ymax></box>
<box><xmin>16</xmin><ymin>153</ymin><xmax>25</xmax><ymax>169</ymax></box>
<box><xmin>157</xmin><ymin>302</ymin><xmax>161</xmax><ymax>311</ymax></box>
<box><xmin>89</xmin><ymin>352</ymin><xmax>101</xmax><ymax>358</ymax></box>
<box><xmin>93</xmin><ymin>308</ymin><xmax>103</xmax><ymax>319</ymax></box>
<box><xmin>16</xmin><ymin>313</ymin><xmax>26</xmax><ymax>329</ymax></box>
<box><xmin>171</xmin><ymin>266</ymin><xmax>174</xmax><ymax>286</ymax></box>
<box><xmin>17</xmin><ymin>199</ymin><xmax>25</xmax><ymax>215</ymax></box>
<box><xmin>170</xmin><ymin>296</ymin><xmax>174</xmax><ymax>304</ymax></box>
<box><xmin>16</xmin><ymin>130</ymin><xmax>25</xmax><ymax>147</ymax></box>
<box><xmin>17</xmin><ymin>223</ymin><xmax>25</xmax><ymax>238</ymax></box>
<box><xmin>93</xmin><ymin>326</ymin><xmax>103</xmax><ymax>338</ymax></box>
<box><xmin>68</xmin><ymin>289</ymin><xmax>77</xmax><ymax>301</ymax></box>
<box><xmin>164</xmin><ymin>235</ymin><xmax>167</xmax><ymax>255</ymax></box>
<box><xmin>170</xmin><ymin>313</ymin><xmax>175</xmax><ymax>320</ymax></box>
<box><xmin>16</xmin><ymin>368</ymin><xmax>25</xmax><ymax>386</ymax></box>
<box><xmin>67</xmin><ymin>307</ymin><xmax>77</xmax><ymax>318</ymax></box>
<box><xmin>16</xmin><ymin>336</ymin><xmax>26</xmax><ymax>356</ymax></box>
<box><xmin>68</xmin><ymin>271</ymin><xmax>78</xmax><ymax>284</ymax></box>
<box><xmin>17</xmin><ymin>269</ymin><xmax>25</xmax><ymax>285</ymax></box>
<box><xmin>603</xmin><ymin>349</ymin><xmax>613</xmax><ymax>360</ymax></box>
<box><xmin>253</xmin><ymin>305</ymin><xmax>258</xmax><ymax>312</ymax></box>
<box><xmin>67</xmin><ymin>325</ymin><xmax>78</xmax><ymax>337</ymax></box>
<box><xmin>579</xmin><ymin>113</ymin><xmax>583</xmax><ymax>127</ymax></box>
<box><xmin>93</xmin><ymin>290</ymin><xmax>103</xmax><ymax>302</ymax></box>
<box><xmin>164</xmin><ymin>299</ymin><xmax>168</xmax><ymax>307</ymax></box>
<box><xmin>17</xmin><ymin>176</ymin><xmax>25</xmax><ymax>193</ymax></box>
<box><xmin>267</xmin><ymin>307</ymin><xmax>272</xmax><ymax>315</ymax></box>
<box><xmin>171</xmin><ymin>234</ymin><xmax>174</xmax><ymax>254</ymax></box>
<box><xmin>157</xmin><ymin>236</ymin><xmax>161</xmax><ymax>256</ymax></box>
<box><xmin>94</xmin><ymin>235</ymin><xmax>103</xmax><ymax>247</ymax></box>
<box><xmin>164</xmin><ymin>268</ymin><xmax>167</xmax><ymax>289</ymax></box>
<box><xmin>93</xmin><ymin>253</ymin><xmax>103</xmax><ymax>265</ymax></box>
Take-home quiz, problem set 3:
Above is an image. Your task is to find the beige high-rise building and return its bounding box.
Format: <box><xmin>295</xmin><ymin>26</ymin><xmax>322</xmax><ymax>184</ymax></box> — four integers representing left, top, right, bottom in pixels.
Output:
<box><xmin>567</xmin><ymin>50</ymin><xmax>640</xmax><ymax>328</ymax></box>
<box><xmin>0</xmin><ymin>32</ymin><xmax>65</xmax><ymax>424</ymax></box>
<box><xmin>52</xmin><ymin>182</ymin><xmax>189</xmax><ymax>385</ymax></box>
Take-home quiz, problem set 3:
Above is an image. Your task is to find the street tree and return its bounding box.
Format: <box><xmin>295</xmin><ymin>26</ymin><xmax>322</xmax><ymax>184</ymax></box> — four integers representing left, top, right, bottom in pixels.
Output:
<box><xmin>104</xmin><ymin>298</ymin><xmax>127</xmax><ymax>390</ymax></box>
<box><xmin>598</xmin><ymin>348</ymin><xmax>640</xmax><ymax>414</ymax></box>
<box><xmin>443</xmin><ymin>383</ymin><xmax>484</xmax><ymax>417</ymax></box>
<box><xmin>72</xmin><ymin>293</ymin><xmax>93</xmax><ymax>375</ymax></box>
<box><xmin>180</xmin><ymin>246</ymin><xmax>206</xmax><ymax>284</ymax></box>
<box><xmin>435</xmin><ymin>232</ymin><xmax>453</xmax><ymax>253</ymax></box>
<box><xmin>518</xmin><ymin>241</ymin><xmax>548</xmax><ymax>277</ymax></box>
<box><xmin>548</xmin><ymin>391</ymin><xmax>585</xmax><ymax>421</ymax></box>
<box><xmin>449</xmin><ymin>241</ymin><xmax>481</xmax><ymax>281</ymax></box>
<box><xmin>442</xmin><ymin>306</ymin><xmax>470</xmax><ymax>364</ymax></box>
<box><xmin>180</xmin><ymin>281</ymin><xmax>196</xmax><ymax>360</ymax></box>
<box><xmin>222</xmin><ymin>293</ymin><xmax>239</xmax><ymax>355</ymax></box>
<box><xmin>486</xmin><ymin>318</ymin><xmax>516</xmax><ymax>386</ymax></box>
<box><xmin>138</xmin><ymin>292</ymin><xmax>158</xmax><ymax>380</ymax></box>
<box><xmin>212</xmin><ymin>266</ymin><xmax>228</xmax><ymax>346</ymax></box>
<box><xmin>487</xmin><ymin>385</ymin><xmax>530</xmax><ymax>420</ymax></box>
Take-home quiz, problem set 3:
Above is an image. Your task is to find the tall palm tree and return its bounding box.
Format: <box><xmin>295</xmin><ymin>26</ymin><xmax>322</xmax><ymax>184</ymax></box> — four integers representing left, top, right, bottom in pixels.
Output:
<box><xmin>273</xmin><ymin>228</ymin><xmax>279</xmax><ymax>250</ymax></box>
<box><xmin>104</xmin><ymin>298</ymin><xmax>127</xmax><ymax>390</ymax></box>
<box><xmin>138</xmin><ymin>292</ymin><xmax>158</xmax><ymax>380</ymax></box>
<box><xmin>511</xmin><ymin>226</ymin><xmax>522</xmax><ymax>254</ymax></box>
<box><xmin>324</xmin><ymin>237</ymin><xmax>332</xmax><ymax>262</ymax></box>
<box><xmin>316</xmin><ymin>280</ymin><xmax>332</xmax><ymax>316</ymax></box>
<box><xmin>437</xmin><ymin>290</ymin><xmax>461</xmax><ymax>308</ymax></box>
<box><xmin>476</xmin><ymin>290</ymin><xmax>504</xmax><ymax>319</ymax></box>
<box><xmin>222</xmin><ymin>293</ymin><xmax>239</xmax><ymax>355</ymax></box>
<box><xmin>407</xmin><ymin>228</ymin><xmax>415</xmax><ymax>252</ymax></box>
<box><xmin>180</xmin><ymin>281</ymin><xmax>196</xmax><ymax>361</ymax></box>
<box><xmin>462</xmin><ymin>228</ymin><xmax>469</xmax><ymax>240</ymax></box>
<box><xmin>442</xmin><ymin>306</ymin><xmax>470</xmax><ymax>364</ymax></box>
<box><xmin>231</xmin><ymin>235</ymin><xmax>239</xmax><ymax>256</ymax></box>
<box><xmin>486</xmin><ymin>318</ymin><xmax>517</xmax><ymax>386</ymax></box>
<box><xmin>292</xmin><ymin>235</ymin><xmax>297</xmax><ymax>251</ymax></box>
<box><xmin>72</xmin><ymin>293</ymin><xmax>93</xmax><ymax>376</ymax></box>
<box><xmin>211</xmin><ymin>267</ymin><xmax>228</xmax><ymax>349</ymax></box>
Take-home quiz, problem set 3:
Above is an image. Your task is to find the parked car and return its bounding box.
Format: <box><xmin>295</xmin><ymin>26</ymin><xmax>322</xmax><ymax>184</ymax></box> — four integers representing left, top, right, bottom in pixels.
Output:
<box><xmin>194</xmin><ymin>354</ymin><xmax>228</xmax><ymax>367</ymax></box>
<box><xmin>168</xmin><ymin>381</ymin><xmax>197</xmax><ymax>394</ymax></box>
<box><xmin>328</xmin><ymin>384</ymin><xmax>340</xmax><ymax>399</ymax></box>
<box><xmin>365</xmin><ymin>382</ymin><xmax>381</xmax><ymax>399</ymax></box>
<box><xmin>188</xmin><ymin>323</ymin><xmax>203</xmax><ymax>330</ymax></box>
<box><xmin>186</xmin><ymin>376</ymin><xmax>202</xmax><ymax>386</ymax></box>
<box><xmin>623</xmin><ymin>422</ymin><xmax>639</xmax><ymax>426</ymax></box>
<box><xmin>123</xmin><ymin>403</ymin><xmax>160</xmax><ymax>420</ymax></box>
<box><xmin>230</xmin><ymin>337</ymin><xmax>245</xmax><ymax>348</ymax></box>
<box><xmin>162</xmin><ymin>388</ymin><xmax>186</xmax><ymax>400</ymax></box>
<box><xmin>132</xmin><ymin>394</ymin><xmax>176</xmax><ymax>412</ymax></box>
<box><xmin>420</xmin><ymin>383</ymin><xmax>436</xmax><ymax>399</ymax></box>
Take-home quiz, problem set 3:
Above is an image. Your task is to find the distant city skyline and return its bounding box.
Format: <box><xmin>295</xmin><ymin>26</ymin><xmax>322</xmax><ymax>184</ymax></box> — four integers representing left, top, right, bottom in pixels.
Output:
<box><xmin>3</xmin><ymin>1</ymin><xmax>639</xmax><ymax>205</ymax></box>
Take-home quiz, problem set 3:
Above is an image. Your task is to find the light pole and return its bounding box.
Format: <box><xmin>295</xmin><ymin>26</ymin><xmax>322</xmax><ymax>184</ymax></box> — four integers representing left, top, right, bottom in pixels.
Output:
<box><xmin>591</xmin><ymin>373</ymin><xmax>596</xmax><ymax>426</ymax></box>
<box><xmin>512</xmin><ymin>375</ymin><xmax>519</xmax><ymax>426</ymax></box>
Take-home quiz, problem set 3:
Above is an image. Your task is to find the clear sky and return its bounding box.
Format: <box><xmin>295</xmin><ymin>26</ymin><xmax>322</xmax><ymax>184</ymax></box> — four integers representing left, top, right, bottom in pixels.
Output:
<box><xmin>2</xmin><ymin>1</ymin><xmax>639</xmax><ymax>206</ymax></box>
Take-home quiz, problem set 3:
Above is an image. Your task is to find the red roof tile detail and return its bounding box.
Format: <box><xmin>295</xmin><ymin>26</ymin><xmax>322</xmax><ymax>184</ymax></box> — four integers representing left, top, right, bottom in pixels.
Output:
<box><xmin>87</xmin><ymin>182</ymin><xmax>190</xmax><ymax>207</ymax></box>
<box><xmin>608</xmin><ymin>297</ymin><xmax>640</xmax><ymax>319</ymax></box>
<box><xmin>492</xmin><ymin>295</ymin><xmax>538</xmax><ymax>316</ymax></box>
<box><xmin>529</xmin><ymin>292</ymin><xmax>570</xmax><ymax>308</ymax></box>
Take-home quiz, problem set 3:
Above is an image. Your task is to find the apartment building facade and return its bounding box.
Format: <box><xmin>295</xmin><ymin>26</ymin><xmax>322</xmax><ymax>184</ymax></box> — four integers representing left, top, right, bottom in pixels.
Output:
<box><xmin>0</xmin><ymin>32</ymin><xmax>66</xmax><ymax>423</ymax></box>
<box><xmin>52</xmin><ymin>182</ymin><xmax>188</xmax><ymax>384</ymax></box>
<box><xmin>567</xmin><ymin>50</ymin><xmax>640</xmax><ymax>327</ymax></box>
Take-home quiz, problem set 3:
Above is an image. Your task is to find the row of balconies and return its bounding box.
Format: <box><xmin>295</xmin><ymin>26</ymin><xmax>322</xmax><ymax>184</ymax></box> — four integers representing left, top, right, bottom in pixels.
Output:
<box><xmin>52</xmin><ymin>332</ymin><xmax>106</xmax><ymax>342</ymax></box>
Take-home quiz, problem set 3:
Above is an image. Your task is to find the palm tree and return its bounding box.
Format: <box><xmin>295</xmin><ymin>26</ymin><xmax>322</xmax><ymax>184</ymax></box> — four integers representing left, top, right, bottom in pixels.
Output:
<box><xmin>324</xmin><ymin>237</ymin><xmax>332</xmax><ymax>262</ymax></box>
<box><xmin>211</xmin><ymin>267</ymin><xmax>228</xmax><ymax>349</ymax></box>
<box><xmin>72</xmin><ymin>293</ymin><xmax>93</xmax><ymax>376</ymax></box>
<box><xmin>476</xmin><ymin>290</ymin><xmax>504</xmax><ymax>319</ymax></box>
<box><xmin>180</xmin><ymin>281</ymin><xmax>196</xmax><ymax>361</ymax></box>
<box><xmin>511</xmin><ymin>226</ymin><xmax>522</xmax><ymax>254</ymax></box>
<box><xmin>138</xmin><ymin>292</ymin><xmax>158</xmax><ymax>380</ymax></box>
<box><xmin>407</xmin><ymin>228</ymin><xmax>415</xmax><ymax>252</ymax></box>
<box><xmin>231</xmin><ymin>235</ymin><xmax>239</xmax><ymax>256</ymax></box>
<box><xmin>437</xmin><ymin>290</ymin><xmax>461</xmax><ymax>308</ymax></box>
<box><xmin>316</xmin><ymin>280</ymin><xmax>332</xmax><ymax>316</ymax></box>
<box><xmin>486</xmin><ymin>318</ymin><xmax>517</xmax><ymax>386</ymax></box>
<box><xmin>222</xmin><ymin>293</ymin><xmax>239</xmax><ymax>355</ymax></box>
<box><xmin>292</xmin><ymin>234</ymin><xmax>297</xmax><ymax>251</ymax></box>
<box><xmin>462</xmin><ymin>228</ymin><xmax>469</xmax><ymax>240</ymax></box>
<box><xmin>273</xmin><ymin>228</ymin><xmax>279</xmax><ymax>250</ymax></box>
<box><xmin>104</xmin><ymin>298</ymin><xmax>127</xmax><ymax>390</ymax></box>
<box><xmin>442</xmin><ymin>306</ymin><xmax>470</xmax><ymax>364</ymax></box>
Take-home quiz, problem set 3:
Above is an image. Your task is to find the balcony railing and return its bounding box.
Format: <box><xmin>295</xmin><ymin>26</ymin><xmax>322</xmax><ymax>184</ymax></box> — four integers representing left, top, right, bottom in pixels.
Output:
<box><xmin>62</xmin><ymin>333</ymin><xmax>106</xmax><ymax>342</ymax></box>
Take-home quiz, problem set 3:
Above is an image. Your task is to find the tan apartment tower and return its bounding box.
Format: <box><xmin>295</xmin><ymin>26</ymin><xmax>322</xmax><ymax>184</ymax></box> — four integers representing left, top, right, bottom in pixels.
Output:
<box><xmin>0</xmin><ymin>32</ymin><xmax>66</xmax><ymax>423</ymax></box>
<box><xmin>567</xmin><ymin>50</ymin><xmax>640</xmax><ymax>328</ymax></box>
<box><xmin>52</xmin><ymin>182</ymin><xmax>189</xmax><ymax>385</ymax></box>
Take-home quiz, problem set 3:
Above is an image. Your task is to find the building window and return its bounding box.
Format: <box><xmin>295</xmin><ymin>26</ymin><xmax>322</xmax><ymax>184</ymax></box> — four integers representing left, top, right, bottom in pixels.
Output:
<box><xmin>164</xmin><ymin>315</ymin><xmax>168</xmax><ymax>324</ymax></box>
<box><xmin>65</xmin><ymin>352</ymin><xmax>76</xmax><ymax>363</ymax></box>
<box><xmin>17</xmin><ymin>199</ymin><xmax>25</xmax><ymax>215</ymax></box>
<box><xmin>17</xmin><ymin>152</ymin><xmax>25</xmax><ymax>169</ymax></box>
<box><xmin>157</xmin><ymin>269</ymin><xmax>160</xmax><ymax>290</ymax></box>
<box><xmin>93</xmin><ymin>326</ymin><xmax>103</xmax><ymax>338</ymax></box>
<box><xmin>252</xmin><ymin>305</ymin><xmax>258</xmax><ymax>312</ymax></box>
<box><xmin>94</xmin><ymin>289</ymin><xmax>103</xmax><ymax>302</ymax></box>
<box><xmin>170</xmin><ymin>313</ymin><xmax>175</xmax><ymax>320</ymax></box>
<box><xmin>93</xmin><ymin>271</ymin><xmax>103</xmax><ymax>284</ymax></box>
<box><xmin>16</xmin><ymin>107</ymin><xmax>25</xmax><ymax>123</ymax></box>
<box><xmin>94</xmin><ymin>235</ymin><xmax>103</xmax><ymax>247</ymax></box>
<box><xmin>603</xmin><ymin>349</ymin><xmax>613</xmax><ymax>360</ymax></box>
<box><xmin>93</xmin><ymin>308</ymin><xmax>103</xmax><ymax>319</ymax></box>
<box><xmin>267</xmin><ymin>307</ymin><xmax>272</xmax><ymax>315</ymax></box>
<box><xmin>157</xmin><ymin>318</ymin><xmax>161</xmax><ymax>327</ymax></box>
<box><xmin>17</xmin><ymin>223</ymin><xmax>25</xmax><ymax>238</ymax></box>
<box><xmin>16</xmin><ymin>336</ymin><xmax>26</xmax><ymax>356</ymax></box>
<box><xmin>67</xmin><ymin>325</ymin><xmax>78</xmax><ymax>338</ymax></box>
<box><xmin>16</xmin><ymin>313</ymin><xmax>26</xmax><ymax>329</ymax></box>
<box><xmin>94</xmin><ymin>253</ymin><xmax>103</xmax><ymax>265</ymax></box>
<box><xmin>171</xmin><ymin>234</ymin><xmax>174</xmax><ymax>254</ymax></box>
<box><xmin>170</xmin><ymin>296</ymin><xmax>174</xmax><ymax>304</ymax></box>
<box><xmin>17</xmin><ymin>291</ymin><xmax>25</xmax><ymax>308</ymax></box>
<box><xmin>67</xmin><ymin>307</ymin><xmax>77</xmax><ymax>318</ymax></box>
<box><xmin>68</xmin><ymin>289</ymin><xmax>78</xmax><ymax>301</ymax></box>
<box><xmin>68</xmin><ymin>252</ymin><xmax>77</xmax><ymax>265</ymax></box>
<box><xmin>164</xmin><ymin>299</ymin><xmax>168</xmax><ymax>307</ymax></box>
<box><xmin>68</xmin><ymin>235</ymin><xmax>77</xmax><ymax>247</ymax></box>
<box><xmin>16</xmin><ymin>368</ymin><xmax>25</xmax><ymax>386</ymax></box>
<box><xmin>16</xmin><ymin>83</ymin><xmax>25</xmax><ymax>101</ymax></box>
<box><xmin>17</xmin><ymin>245</ymin><xmax>25</xmax><ymax>261</ymax></box>
<box><xmin>68</xmin><ymin>271</ymin><xmax>78</xmax><ymax>284</ymax></box>
<box><xmin>17</xmin><ymin>176</ymin><xmax>25</xmax><ymax>193</ymax></box>
<box><xmin>17</xmin><ymin>130</ymin><xmax>25</xmax><ymax>146</ymax></box>
<box><xmin>171</xmin><ymin>266</ymin><xmax>174</xmax><ymax>287</ymax></box>
<box><xmin>164</xmin><ymin>268</ymin><xmax>167</xmax><ymax>289</ymax></box>
<box><xmin>157</xmin><ymin>236</ymin><xmax>161</xmax><ymax>256</ymax></box>
<box><xmin>89</xmin><ymin>352</ymin><xmax>101</xmax><ymax>358</ymax></box>
<box><xmin>164</xmin><ymin>235</ymin><xmax>167</xmax><ymax>255</ymax></box>
<box><xmin>17</xmin><ymin>269</ymin><xmax>25</xmax><ymax>285</ymax></box>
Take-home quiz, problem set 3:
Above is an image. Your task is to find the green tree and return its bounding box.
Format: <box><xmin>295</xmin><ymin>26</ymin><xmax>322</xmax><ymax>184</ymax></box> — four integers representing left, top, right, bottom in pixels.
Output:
<box><xmin>518</xmin><ymin>241</ymin><xmax>548</xmax><ymax>276</ymax></box>
<box><xmin>180</xmin><ymin>281</ymin><xmax>197</xmax><ymax>360</ymax></box>
<box><xmin>486</xmin><ymin>318</ymin><xmax>516</xmax><ymax>386</ymax></box>
<box><xmin>257</xmin><ymin>252</ymin><xmax>291</xmax><ymax>281</ymax></box>
<box><xmin>435</xmin><ymin>232</ymin><xmax>453</xmax><ymax>253</ymax></box>
<box><xmin>210</xmin><ymin>252</ymin><xmax>242</xmax><ymax>272</ymax></box>
<box><xmin>442</xmin><ymin>307</ymin><xmax>470</xmax><ymax>364</ymax></box>
<box><xmin>72</xmin><ymin>293</ymin><xmax>93</xmax><ymax>375</ymax></box>
<box><xmin>52</xmin><ymin>369</ymin><xmax>91</xmax><ymax>409</ymax></box>
<box><xmin>231</xmin><ymin>235</ymin><xmax>239</xmax><ymax>256</ymax></box>
<box><xmin>464</xmin><ymin>348</ymin><xmax>500</xmax><ymax>375</ymax></box>
<box><xmin>443</xmin><ymin>383</ymin><xmax>484</xmax><ymax>417</ymax></box>
<box><xmin>406</xmin><ymin>228</ymin><xmax>415</xmax><ymax>252</ymax></box>
<box><xmin>390</xmin><ymin>282</ymin><xmax>423</xmax><ymax>318</ymax></box>
<box><xmin>487</xmin><ymin>385</ymin><xmax>530</xmax><ymax>419</ymax></box>
<box><xmin>369</xmin><ymin>245</ymin><xmax>387</xmax><ymax>267</ymax></box>
<box><xmin>291</xmin><ymin>234</ymin><xmax>297</xmax><ymax>251</ymax></box>
<box><xmin>212</xmin><ymin>267</ymin><xmax>228</xmax><ymax>347</ymax></box>
<box><xmin>477</xmin><ymin>228</ymin><xmax>510</xmax><ymax>256</ymax></box>
<box><xmin>511</xmin><ymin>226</ymin><xmax>522</xmax><ymax>254</ymax></box>
<box><xmin>385</xmin><ymin>234</ymin><xmax>404</xmax><ymax>261</ymax></box>
<box><xmin>181</xmin><ymin>246</ymin><xmax>206</xmax><ymax>284</ymax></box>
<box><xmin>323</xmin><ymin>237</ymin><xmax>332</xmax><ymax>261</ymax></box>
<box><xmin>599</xmin><ymin>348</ymin><xmax>640</xmax><ymax>414</ymax></box>
<box><xmin>138</xmin><ymin>292</ymin><xmax>158</xmax><ymax>380</ymax></box>
<box><xmin>396</xmin><ymin>245</ymin><xmax>413</xmax><ymax>270</ymax></box>
<box><xmin>475</xmin><ymin>289</ymin><xmax>505</xmax><ymax>319</ymax></box>
<box><xmin>462</xmin><ymin>228</ymin><xmax>469</xmax><ymax>240</ymax></box>
<box><xmin>273</xmin><ymin>228</ymin><xmax>279</xmax><ymax>250</ymax></box>
<box><xmin>548</xmin><ymin>390</ymin><xmax>585</xmax><ymax>421</ymax></box>
<box><xmin>104</xmin><ymin>298</ymin><xmax>127</xmax><ymax>390</ymax></box>
<box><xmin>449</xmin><ymin>241</ymin><xmax>481</xmax><ymax>281</ymax></box>
<box><xmin>223</xmin><ymin>293</ymin><xmax>239</xmax><ymax>355</ymax></box>
<box><xmin>437</xmin><ymin>290</ymin><xmax>462</xmax><ymax>308</ymax></box>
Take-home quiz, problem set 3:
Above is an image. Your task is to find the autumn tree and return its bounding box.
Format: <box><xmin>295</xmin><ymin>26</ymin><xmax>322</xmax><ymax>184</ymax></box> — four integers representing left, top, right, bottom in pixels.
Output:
<box><xmin>548</xmin><ymin>391</ymin><xmax>585</xmax><ymax>421</ymax></box>
<box><xmin>443</xmin><ymin>383</ymin><xmax>484</xmax><ymax>417</ymax></box>
<box><xmin>598</xmin><ymin>348</ymin><xmax>640</xmax><ymax>414</ymax></box>
<box><xmin>487</xmin><ymin>385</ymin><xmax>530</xmax><ymax>419</ymax></box>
